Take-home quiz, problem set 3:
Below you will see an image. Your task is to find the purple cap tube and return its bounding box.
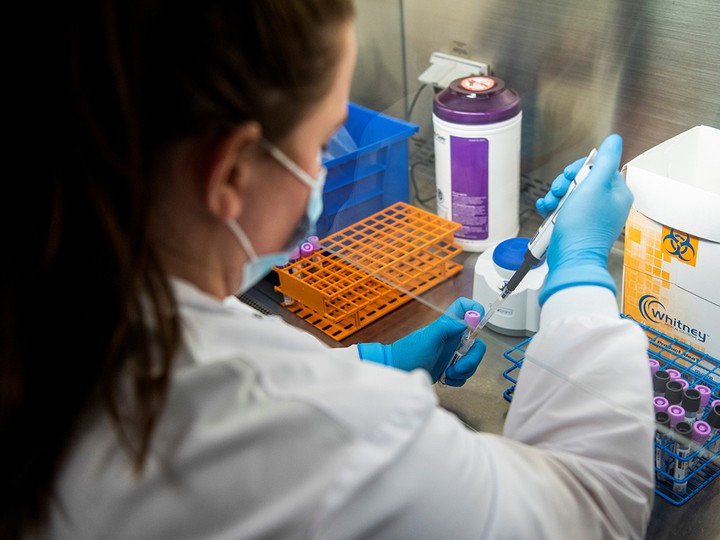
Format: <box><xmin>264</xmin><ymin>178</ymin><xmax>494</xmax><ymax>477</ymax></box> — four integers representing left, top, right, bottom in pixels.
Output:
<box><xmin>678</xmin><ymin>379</ymin><xmax>689</xmax><ymax>391</ymax></box>
<box><xmin>653</xmin><ymin>370</ymin><xmax>670</xmax><ymax>396</ymax></box>
<box><xmin>695</xmin><ymin>385</ymin><xmax>711</xmax><ymax>409</ymax></box>
<box><xmin>711</xmin><ymin>400</ymin><xmax>720</xmax><ymax>410</ymax></box>
<box><xmin>665</xmin><ymin>380</ymin><xmax>684</xmax><ymax>405</ymax></box>
<box><xmin>668</xmin><ymin>405</ymin><xmax>686</xmax><ymax>428</ymax></box>
<box><xmin>300</xmin><ymin>242</ymin><xmax>314</xmax><ymax>258</ymax></box>
<box><xmin>692</xmin><ymin>420</ymin><xmax>712</xmax><ymax>445</ymax></box>
<box><xmin>464</xmin><ymin>310</ymin><xmax>481</xmax><ymax>328</ymax></box>
<box><xmin>653</xmin><ymin>396</ymin><xmax>670</xmax><ymax>413</ymax></box>
<box><xmin>289</xmin><ymin>247</ymin><xmax>301</xmax><ymax>262</ymax></box>
<box><xmin>649</xmin><ymin>359</ymin><xmax>660</xmax><ymax>376</ymax></box>
<box><xmin>666</xmin><ymin>368</ymin><xmax>682</xmax><ymax>381</ymax></box>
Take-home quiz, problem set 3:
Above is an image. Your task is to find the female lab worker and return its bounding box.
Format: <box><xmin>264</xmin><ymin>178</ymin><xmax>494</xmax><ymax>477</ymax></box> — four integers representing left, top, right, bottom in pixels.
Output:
<box><xmin>3</xmin><ymin>1</ymin><xmax>655</xmax><ymax>538</ymax></box>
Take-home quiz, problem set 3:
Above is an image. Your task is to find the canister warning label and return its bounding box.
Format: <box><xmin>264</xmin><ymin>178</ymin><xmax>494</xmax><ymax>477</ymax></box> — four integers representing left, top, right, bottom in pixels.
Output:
<box><xmin>460</xmin><ymin>77</ymin><xmax>495</xmax><ymax>92</ymax></box>
<box><xmin>450</xmin><ymin>136</ymin><xmax>489</xmax><ymax>240</ymax></box>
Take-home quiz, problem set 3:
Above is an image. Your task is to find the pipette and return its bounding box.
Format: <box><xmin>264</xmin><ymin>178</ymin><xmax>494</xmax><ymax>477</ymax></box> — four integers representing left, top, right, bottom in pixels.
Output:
<box><xmin>444</xmin><ymin>148</ymin><xmax>598</xmax><ymax>371</ymax></box>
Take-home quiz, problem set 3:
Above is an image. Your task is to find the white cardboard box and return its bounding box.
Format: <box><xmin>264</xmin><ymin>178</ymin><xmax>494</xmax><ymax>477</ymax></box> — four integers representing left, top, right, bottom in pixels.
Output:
<box><xmin>622</xmin><ymin>125</ymin><xmax>720</xmax><ymax>359</ymax></box>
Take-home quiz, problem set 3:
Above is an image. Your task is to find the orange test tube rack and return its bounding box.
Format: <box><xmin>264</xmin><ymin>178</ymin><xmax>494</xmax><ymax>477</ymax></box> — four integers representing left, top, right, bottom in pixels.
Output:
<box><xmin>274</xmin><ymin>202</ymin><xmax>464</xmax><ymax>341</ymax></box>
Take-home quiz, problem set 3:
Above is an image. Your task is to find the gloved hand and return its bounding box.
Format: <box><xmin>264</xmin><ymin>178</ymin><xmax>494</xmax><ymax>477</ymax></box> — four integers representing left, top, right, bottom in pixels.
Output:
<box><xmin>536</xmin><ymin>133</ymin><xmax>633</xmax><ymax>305</ymax></box>
<box><xmin>358</xmin><ymin>297</ymin><xmax>487</xmax><ymax>386</ymax></box>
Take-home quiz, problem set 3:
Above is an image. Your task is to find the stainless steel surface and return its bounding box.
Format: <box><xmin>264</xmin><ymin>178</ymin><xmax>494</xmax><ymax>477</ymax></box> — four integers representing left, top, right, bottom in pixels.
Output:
<box><xmin>247</xmin><ymin>212</ymin><xmax>719</xmax><ymax>538</ymax></box>
<box><xmin>352</xmin><ymin>0</ymin><xmax>720</xmax><ymax>209</ymax></box>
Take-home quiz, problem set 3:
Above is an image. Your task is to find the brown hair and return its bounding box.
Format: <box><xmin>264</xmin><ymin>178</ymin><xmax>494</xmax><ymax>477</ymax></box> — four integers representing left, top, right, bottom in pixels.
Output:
<box><xmin>1</xmin><ymin>0</ymin><xmax>355</xmax><ymax>536</ymax></box>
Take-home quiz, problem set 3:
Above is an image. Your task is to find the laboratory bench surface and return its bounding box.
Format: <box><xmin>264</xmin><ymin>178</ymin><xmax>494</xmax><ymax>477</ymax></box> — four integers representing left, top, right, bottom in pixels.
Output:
<box><xmin>244</xmin><ymin>220</ymin><xmax>719</xmax><ymax>540</ymax></box>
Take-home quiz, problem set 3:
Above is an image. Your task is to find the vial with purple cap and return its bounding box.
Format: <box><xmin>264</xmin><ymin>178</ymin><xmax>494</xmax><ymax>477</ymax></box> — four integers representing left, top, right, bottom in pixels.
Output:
<box><xmin>439</xmin><ymin>310</ymin><xmax>481</xmax><ymax>386</ymax></box>
<box><xmin>690</xmin><ymin>420</ymin><xmax>712</xmax><ymax>470</ymax></box>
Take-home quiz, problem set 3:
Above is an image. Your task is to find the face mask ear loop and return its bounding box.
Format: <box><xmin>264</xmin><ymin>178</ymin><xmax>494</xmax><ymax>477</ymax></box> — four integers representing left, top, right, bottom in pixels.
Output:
<box><xmin>227</xmin><ymin>219</ymin><xmax>258</xmax><ymax>261</ymax></box>
<box><xmin>260</xmin><ymin>140</ymin><xmax>317</xmax><ymax>188</ymax></box>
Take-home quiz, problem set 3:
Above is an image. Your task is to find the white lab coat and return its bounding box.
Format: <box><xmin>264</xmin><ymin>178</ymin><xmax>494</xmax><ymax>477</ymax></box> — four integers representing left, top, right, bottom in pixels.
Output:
<box><xmin>47</xmin><ymin>279</ymin><xmax>654</xmax><ymax>539</ymax></box>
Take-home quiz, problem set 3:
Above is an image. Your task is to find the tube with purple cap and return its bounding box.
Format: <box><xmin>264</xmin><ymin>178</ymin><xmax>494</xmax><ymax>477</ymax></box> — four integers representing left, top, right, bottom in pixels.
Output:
<box><xmin>649</xmin><ymin>358</ymin><xmax>660</xmax><ymax>376</ymax></box>
<box><xmin>281</xmin><ymin>247</ymin><xmax>301</xmax><ymax>306</ymax></box>
<box><xmin>667</xmin><ymin>405</ymin><xmax>685</xmax><ymax>429</ymax></box>
<box><xmin>653</xmin><ymin>396</ymin><xmax>669</xmax><ymax>414</ymax></box>
<box><xmin>691</xmin><ymin>420</ymin><xmax>712</xmax><ymax>470</ymax></box>
<box><xmin>695</xmin><ymin>384</ymin><xmax>712</xmax><ymax>412</ymax></box>
<box><xmin>439</xmin><ymin>310</ymin><xmax>481</xmax><ymax>386</ymax></box>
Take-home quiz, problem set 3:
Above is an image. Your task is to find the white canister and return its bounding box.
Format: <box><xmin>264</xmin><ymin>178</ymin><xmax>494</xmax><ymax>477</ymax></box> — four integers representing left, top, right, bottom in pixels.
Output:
<box><xmin>433</xmin><ymin>76</ymin><xmax>522</xmax><ymax>252</ymax></box>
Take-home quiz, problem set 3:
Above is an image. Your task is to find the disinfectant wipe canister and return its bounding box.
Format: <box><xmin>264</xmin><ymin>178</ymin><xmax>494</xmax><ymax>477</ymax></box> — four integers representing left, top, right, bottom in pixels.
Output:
<box><xmin>433</xmin><ymin>76</ymin><xmax>522</xmax><ymax>252</ymax></box>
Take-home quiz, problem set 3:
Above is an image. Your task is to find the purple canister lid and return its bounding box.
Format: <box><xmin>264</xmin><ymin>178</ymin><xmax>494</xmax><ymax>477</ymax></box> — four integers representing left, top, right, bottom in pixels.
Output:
<box><xmin>464</xmin><ymin>310</ymin><xmax>482</xmax><ymax>328</ymax></box>
<box><xmin>692</xmin><ymin>420</ymin><xmax>712</xmax><ymax>445</ymax></box>
<box><xmin>434</xmin><ymin>76</ymin><xmax>521</xmax><ymax>125</ymax></box>
<box><xmin>668</xmin><ymin>405</ymin><xmax>685</xmax><ymax>427</ymax></box>
<box><xmin>653</xmin><ymin>396</ymin><xmax>669</xmax><ymax>413</ymax></box>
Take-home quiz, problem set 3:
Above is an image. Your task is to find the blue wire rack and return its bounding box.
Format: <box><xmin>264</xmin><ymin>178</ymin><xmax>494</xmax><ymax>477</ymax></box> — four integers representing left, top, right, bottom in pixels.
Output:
<box><xmin>501</xmin><ymin>315</ymin><xmax>720</xmax><ymax>506</ymax></box>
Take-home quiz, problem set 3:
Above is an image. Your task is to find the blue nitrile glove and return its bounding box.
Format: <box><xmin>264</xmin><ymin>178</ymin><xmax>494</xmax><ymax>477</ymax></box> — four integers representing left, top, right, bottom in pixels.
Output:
<box><xmin>536</xmin><ymin>133</ymin><xmax>633</xmax><ymax>306</ymax></box>
<box><xmin>358</xmin><ymin>297</ymin><xmax>487</xmax><ymax>386</ymax></box>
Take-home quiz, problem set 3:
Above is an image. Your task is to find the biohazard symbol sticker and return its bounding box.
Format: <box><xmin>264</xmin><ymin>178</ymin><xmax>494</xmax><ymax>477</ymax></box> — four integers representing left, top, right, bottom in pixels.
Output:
<box><xmin>662</xmin><ymin>226</ymin><xmax>698</xmax><ymax>267</ymax></box>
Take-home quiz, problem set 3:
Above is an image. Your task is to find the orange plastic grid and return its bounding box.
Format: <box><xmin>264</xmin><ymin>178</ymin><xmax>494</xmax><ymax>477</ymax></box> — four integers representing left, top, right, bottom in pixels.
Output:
<box><xmin>274</xmin><ymin>202</ymin><xmax>463</xmax><ymax>341</ymax></box>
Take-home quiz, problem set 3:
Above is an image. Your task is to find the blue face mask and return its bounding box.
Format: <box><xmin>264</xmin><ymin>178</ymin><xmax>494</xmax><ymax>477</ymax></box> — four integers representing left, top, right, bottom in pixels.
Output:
<box><xmin>227</xmin><ymin>142</ymin><xmax>326</xmax><ymax>294</ymax></box>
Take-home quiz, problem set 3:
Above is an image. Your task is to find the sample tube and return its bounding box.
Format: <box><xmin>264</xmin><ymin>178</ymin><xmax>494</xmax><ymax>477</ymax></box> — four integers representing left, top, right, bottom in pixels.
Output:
<box><xmin>672</xmin><ymin>421</ymin><xmax>693</xmax><ymax>496</ymax></box>
<box><xmin>653</xmin><ymin>370</ymin><xmax>670</xmax><ymax>397</ymax></box>
<box><xmin>439</xmin><ymin>310</ymin><xmax>481</xmax><ymax>386</ymax></box>
<box><xmin>282</xmin><ymin>247</ymin><xmax>301</xmax><ymax>306</ymax></box>
<box><xmin>691</xmin><ymin>420</ymin><xmax>712</xmax><ymax>470</ymax></box>
<box><xmin>665</xmin><ymin>380</ymin><xmax>684</xmax><ymax>406</ymax></box>
<box><xmin>678</xmin><ymin>379</ymin><xmax>689</xmax><ymax>391</ymax></box>
<box><xmin>649</xmin><ymin>359</ymin><xmax>660</xmax><ymax>376</ymax></box>
<box><xmin>695</xmin><ymin>384</ymin><xmax>712</xmax><ymax>411</ymax></box>
<box><xmin>666</xmin><ymin>368</ymin><xmax>682</xmax><ymax>382</ymax></box>
<box><xmin>668</xmin><ymin>405</ymin><xmax>685</xmax><ymax>429</ymax></box>
<box><xmin>655</xmin><ymin>411</ymin><xmax>671</xmax><ymax>480</ymax></box>
<box><xmin>307</xmin><ymin>236</ymin><xmax>322</xmax><ymax>263</ymax></box>
<box><xmin>297</xmin><ymin>242</ymin><xmax>314</xmax><ymax>279</ymax></box>
<box><xmin>681</xmin><ymin>388</ymin><xmax>701</xmax><ymax>423</ymax></box>
<box><xmin>705</xmin><ymin>403</ymin><xmax>720</xmax><ymax>454</ymax></box>
<box><xmin>653</xmin><ymin>396</ymin><xmax>669</xmax><ymax>414</ymax></box>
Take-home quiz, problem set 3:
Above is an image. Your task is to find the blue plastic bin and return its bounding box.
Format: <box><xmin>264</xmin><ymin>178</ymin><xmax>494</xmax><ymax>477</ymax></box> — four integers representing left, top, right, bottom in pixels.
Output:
<box><xmin>317</xmin><ymin>103</ymin><xmax>419</xmax><ymax>237</ymax></box>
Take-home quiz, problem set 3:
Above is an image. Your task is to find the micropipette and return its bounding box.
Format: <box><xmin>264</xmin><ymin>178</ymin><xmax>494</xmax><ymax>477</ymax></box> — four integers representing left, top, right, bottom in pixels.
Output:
<box><xmin>445</xmin><ymin>148</ymin><xmax>598</xmax><ymax>368</ymax></box>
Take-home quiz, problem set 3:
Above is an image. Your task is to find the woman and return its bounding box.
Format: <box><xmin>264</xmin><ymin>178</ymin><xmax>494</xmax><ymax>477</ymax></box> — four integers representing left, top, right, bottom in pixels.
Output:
<box><xmin>2</xmin><ymin>1</ymin><xmax>654</xmax><ymax>538</ymax></box>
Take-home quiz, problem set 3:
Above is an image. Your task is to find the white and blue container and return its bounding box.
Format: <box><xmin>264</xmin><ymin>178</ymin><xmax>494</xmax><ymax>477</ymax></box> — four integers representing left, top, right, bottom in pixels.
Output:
<box><xmin>433</xmin><ymin>76</ymin><xmax>522</xmax><ymax>252</ymax></box>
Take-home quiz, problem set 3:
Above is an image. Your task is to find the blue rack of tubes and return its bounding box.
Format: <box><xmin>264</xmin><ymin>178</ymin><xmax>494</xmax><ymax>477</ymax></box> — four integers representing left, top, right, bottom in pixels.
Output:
<box><xmin>501</xmin><ymin>315</ymin><xmax>720</xmax><ymax>506</ymax></box>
